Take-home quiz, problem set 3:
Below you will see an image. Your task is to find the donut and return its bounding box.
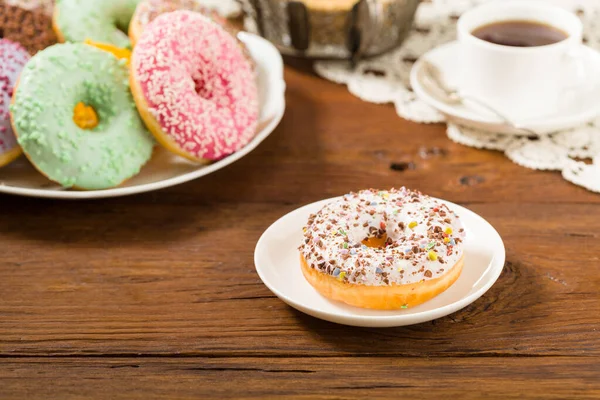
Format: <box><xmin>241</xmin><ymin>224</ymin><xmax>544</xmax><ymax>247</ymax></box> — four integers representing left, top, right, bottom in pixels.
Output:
<box><xmin>0</xmin><ymin>39</ymin><xmax>30</xmax><ymax>167</ymax></box>
<box><xmin>0</xmin><ymin>2</ymin><xmax>58</xmax><ymax>54</ymax></box>
<box><xmin>130</xmin><ymin>0</ymin><xmax>218</xmax><ymax>46</ymax></box>
<box><xmin>130</xmin><ymin>11</ymin><xmax>258</xmax><ymax>162</ymax></box>
<box><xmin>10</xmin><ymin>43</ymin><xmax>155</xmax><ymax>190</ymax></box>
<box><xmin>53</xmin><ymin>0</ymin><xmax>140</xmax><ymax>48</ymax></box>
<box><xmin>299</xmin><ymin>188</ymin><xmax>466</xmax><ymax>310</ymax></box>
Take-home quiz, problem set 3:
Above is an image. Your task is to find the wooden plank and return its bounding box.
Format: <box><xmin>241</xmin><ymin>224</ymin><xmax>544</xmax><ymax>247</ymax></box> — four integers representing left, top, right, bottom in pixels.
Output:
<box><xmin>0</xmin><ymin>201</ymin><xmax>598</xmax><ymax>356</ymax></box>
<box><xmin>1</xmin><ymin>357</ymin><xmax>598</xmax><ymax>399</ymax></box>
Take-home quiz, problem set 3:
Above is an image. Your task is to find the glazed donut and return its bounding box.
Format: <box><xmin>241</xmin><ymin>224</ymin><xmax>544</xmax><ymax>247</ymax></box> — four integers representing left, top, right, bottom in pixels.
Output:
<box><xmin>53</xmin><ymin>0</ymin><xmax>140</xmax><ymax>47</ymax></box>
<box><xmin>0</xmin><ymin>39</ymin><xmax>30</xmax><ymax>167</ymax></box>
<box><xmin>130</xmin><ymin>11</ymin><xmax>258</xmax><ymax>162</ymax></box>
<box><xmin>0</xmin><ymin>2</ymin><xmax>58</xmax><ymax>54</ymax></box>
<box><xmin>11</xmin><ymin>43</ymin><xmax>155</xmax><ymax>190</ymax></box>
<box><xmin>299</xmin><ymin>188</ymin><xmax>466</xmax><ymax>310</ymax></box>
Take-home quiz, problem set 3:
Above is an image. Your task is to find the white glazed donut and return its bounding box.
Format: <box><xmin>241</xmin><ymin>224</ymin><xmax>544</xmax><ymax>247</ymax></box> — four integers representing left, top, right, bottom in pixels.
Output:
<box><xmin>299</xmin><ymin>188</ymin><xmax>466</xmax><ymax>310</ymax></box>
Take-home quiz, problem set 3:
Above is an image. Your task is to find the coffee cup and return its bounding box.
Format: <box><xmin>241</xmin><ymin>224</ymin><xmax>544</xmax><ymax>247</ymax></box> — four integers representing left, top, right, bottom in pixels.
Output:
<box><xmin>457</xmin><ymin>1</ymin><xmax>592</xmax><ymax>121</ymax></box>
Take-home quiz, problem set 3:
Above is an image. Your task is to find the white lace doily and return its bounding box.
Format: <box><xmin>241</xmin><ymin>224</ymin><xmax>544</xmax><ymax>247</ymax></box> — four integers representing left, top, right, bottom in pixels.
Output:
<box><xmin>314</xmin><ymin>0</ymin><xmax>600</xmax><ymax>193</ymax></box>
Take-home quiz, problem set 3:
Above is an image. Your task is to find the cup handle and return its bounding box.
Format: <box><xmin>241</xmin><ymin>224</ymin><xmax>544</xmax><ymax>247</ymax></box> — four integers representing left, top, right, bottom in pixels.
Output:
<box><xmin>563</xmin><ymin>46</ymin><xmax>596</xmax><ymax>92</ymax></box>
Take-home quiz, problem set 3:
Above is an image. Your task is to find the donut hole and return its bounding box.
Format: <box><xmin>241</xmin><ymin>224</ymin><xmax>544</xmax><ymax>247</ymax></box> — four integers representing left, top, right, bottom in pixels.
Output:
<box><xmin>72</xmin><ymin>82</ymin><xmax>120</xmax><ymax>131</ymax></box>
<box><xmin>73</xmin><ymin>102</ymin><xmax>99</xmax><ymax>130</ymax></box>
<box><xmin>192</xmin><ymin>74</ymin><xmax>212</xmax><ymax>99</ymax></box>
<box><xmin>114</xmin><ymin>15</ymin><xmax>131</xmax><ymax>39</ymax></box>
<box><xmin>362</xmin><ymin>233</ymin><xmax>389</xmax><ymax>249</ymax></box>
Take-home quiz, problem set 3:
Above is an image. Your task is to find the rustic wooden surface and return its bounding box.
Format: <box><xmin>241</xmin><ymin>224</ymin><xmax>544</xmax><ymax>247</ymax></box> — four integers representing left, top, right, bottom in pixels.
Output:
<box><xmin>1</xmin><ymin>60</ymin><xmax>599</xmax><ymax>399</ymax></box>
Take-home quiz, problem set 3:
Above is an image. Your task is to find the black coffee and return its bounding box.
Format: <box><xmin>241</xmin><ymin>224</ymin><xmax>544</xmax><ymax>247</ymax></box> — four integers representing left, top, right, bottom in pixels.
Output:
<box><xmin>472</xmin><ymin>20</ymin><xmax>568</xmax><ymax>47</ymax></box>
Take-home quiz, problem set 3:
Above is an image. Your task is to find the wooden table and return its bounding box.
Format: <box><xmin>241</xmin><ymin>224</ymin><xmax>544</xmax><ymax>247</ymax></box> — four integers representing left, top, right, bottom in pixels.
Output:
<box><xmin>1</xmin><ymin>60</ymin><xmax>599</xmax><ymax>399</ymax></box>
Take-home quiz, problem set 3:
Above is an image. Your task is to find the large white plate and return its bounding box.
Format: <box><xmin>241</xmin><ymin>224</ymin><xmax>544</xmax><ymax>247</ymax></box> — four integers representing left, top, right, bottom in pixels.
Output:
<box><xmin>255</xmin><ymin>197</ymin><xmax>505</xmax><ymax>328</ymax></box>
<box><xmin>411</xmin><ymin>41</ymin><xmax>600</xmax><ymax>135</ymax></box>
<box><xmin>0</xmin><ymin>33</ymin><xmax>285</xmax><ymax>199</ymax></box>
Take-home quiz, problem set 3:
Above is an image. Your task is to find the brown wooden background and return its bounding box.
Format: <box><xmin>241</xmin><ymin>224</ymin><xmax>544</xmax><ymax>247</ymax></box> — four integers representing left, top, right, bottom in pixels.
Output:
<box><xmin>1</xmin><ymin>61</ymin><xmax>599</xmax><ymax>399</ymax></box>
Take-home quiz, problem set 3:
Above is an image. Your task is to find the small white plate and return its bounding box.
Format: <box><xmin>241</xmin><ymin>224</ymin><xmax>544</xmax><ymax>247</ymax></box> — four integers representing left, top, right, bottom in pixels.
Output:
<box><xmin>255</xmin><ymin>197</ymin><xmax>505</xmax><ymax>328</ymax></box>
<box><xmin>411</xmin><ymin>41</ymin><xmax>600</xmax><ymax>135</ymax></box>
<box><xmin>0</xmin><ymin>33</ymin><xmax>286</xmax><ymax>199</ymax></box>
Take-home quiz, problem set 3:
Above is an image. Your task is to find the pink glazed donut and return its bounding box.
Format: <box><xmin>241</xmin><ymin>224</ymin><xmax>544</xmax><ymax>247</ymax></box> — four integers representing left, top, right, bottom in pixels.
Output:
<box><xmin>0</xmin><ymin>39</ymin><xmax>29</xmax><ymax>167</ymax></box>
<box><xmin>130</xmin><ymin>10</ymin><xmax>259</xmax><ymax>163</ymax></box>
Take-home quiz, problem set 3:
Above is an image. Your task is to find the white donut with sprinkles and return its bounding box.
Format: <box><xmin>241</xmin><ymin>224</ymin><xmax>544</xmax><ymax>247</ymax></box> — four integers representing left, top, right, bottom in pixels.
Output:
<box><xmin>299</xmin><ymin>188</ymin><xmax>466</xmax><ymax>310</ymax></box>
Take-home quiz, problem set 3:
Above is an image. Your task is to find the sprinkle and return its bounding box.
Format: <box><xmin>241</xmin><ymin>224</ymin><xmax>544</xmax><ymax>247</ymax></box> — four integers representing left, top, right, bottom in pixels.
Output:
<box><xmin>401</xmin><ymin>304</ymin><xmax>408</xmax><ymax>309</ymax></box>
<box><xmin>375</xmin><ymin>267</ymin><xmax>383</xmax><ymax>274</ymax></box>
<box><xmin>337</xmin><ymin>271</ymin><xmax>346</xmax><ymax>281</ymax></box>
<box><xmin>380</xmin><ymin>221</ymin><xmax>386</xmax><ymax>230</ymax></box>
<box><xmin>444</xmin><ymin>237</ymin><xmax>451</xmax><ymax>244</ymax></box>
<box><xmin>339</xmin><ymin>228</ymin><xmax>346</xmax><ymax>235</ymax></box>
<box><xmin>444</xmin><ymin>227</ymin><xmax>453</xmax><ymax>235</ymax></box>
<box><xmin>370</xmin><ymin>201</ymin><xmax>378</xmax><ymax>206</ymax></box>
<box><xmin>350</xmin><ymin>248</ymin><xmax>357</xmax><ymax>255</ymax></box>
<box><xmin>428</xmin><ymin>250</ymin><xmax>438</xmax><ymax>261</ymax></box>
<box><xmin>426</xmin><ymin>242</ymin><xmax>436</xmax><ymax>250</ymax></box>
<box><xmin>404</xmin><ymin>248</ymin><xmax>411</xmax><ymax>254</ymax></box>
<box><xmin>408</xmin><ymin>221</ymin><xmax>418</xmax><ymax>229</ymax></box>
<box><xmin>343</xmin><ymin>242</ymin><xmax>348</xmax><ymax>249</ymax></box>
<box><xmin>332</xmin><ymin>268</ymin><xmax>341</xmax><ymax>277</ymax></box>
<box><xmin>450</xmin><ymin>239</ymin><xmax>456</xmax><ymax>246</ymax></box>
<box><xmin>394</xmin><ymin>210</ymin><xmax>399</xmax><ymax>215</ymax></box>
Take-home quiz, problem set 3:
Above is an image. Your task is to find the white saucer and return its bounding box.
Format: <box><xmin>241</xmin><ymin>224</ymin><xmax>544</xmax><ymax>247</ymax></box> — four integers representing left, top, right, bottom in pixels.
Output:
<box><xmin>254</xmin><ymin>197</ymin><xmax>505</xmax><ymax>328</ymax></box>
<box><xmin>411</xmin><ymin>41</ymin><xmax>600</xmax><ymax>135</ymax></box>
<box><xmin>0</xmin><ymin>33</ymin><xmax>286</xmax><ymax>199</ymax></box>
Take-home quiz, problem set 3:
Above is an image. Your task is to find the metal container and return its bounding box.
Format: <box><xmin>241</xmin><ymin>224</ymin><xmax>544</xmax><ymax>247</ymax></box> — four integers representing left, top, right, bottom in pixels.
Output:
<box><xmin>239</xmin><ymin>0</ymin><xmax>421</xmax><ymax>60</ymax></box>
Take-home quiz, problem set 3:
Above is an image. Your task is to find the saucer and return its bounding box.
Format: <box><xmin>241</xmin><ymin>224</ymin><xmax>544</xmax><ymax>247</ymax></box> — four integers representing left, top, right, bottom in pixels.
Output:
<box><xmin>254</xmin><ymin>197</ymin><xmax>505</xmax><ymax>328</ymax></box>
<box><xmin>411</xmin><ymin>41</ymin><xmax>600</xmax><ymax>135</ymax></box>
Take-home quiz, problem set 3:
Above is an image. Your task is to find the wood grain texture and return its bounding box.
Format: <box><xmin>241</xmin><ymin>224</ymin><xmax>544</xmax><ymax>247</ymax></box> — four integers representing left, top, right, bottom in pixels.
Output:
<box><xmin>0</xmin><ymin>64</ymin><xmax>599</xmax><ymax>398</ymax></box>
<box><xmin>1</xmin><ymin>357</ymin><xmax>599</xmax><ymax>399</ymax></box>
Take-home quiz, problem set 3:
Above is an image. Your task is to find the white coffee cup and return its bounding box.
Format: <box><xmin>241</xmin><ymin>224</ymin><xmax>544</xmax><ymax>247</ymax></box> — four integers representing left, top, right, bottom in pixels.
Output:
<box><xmin>457</xmin><ymin>0</ymin><xmax>590</xmax><ymax>121</ymax></box>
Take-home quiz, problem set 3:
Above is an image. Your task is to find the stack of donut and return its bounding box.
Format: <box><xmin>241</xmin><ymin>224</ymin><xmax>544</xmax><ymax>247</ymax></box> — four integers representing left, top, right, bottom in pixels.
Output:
<box><xmin>0</xmin><ymin>0</ymin><xmax>258</xmax><ymax>190</ymax></box>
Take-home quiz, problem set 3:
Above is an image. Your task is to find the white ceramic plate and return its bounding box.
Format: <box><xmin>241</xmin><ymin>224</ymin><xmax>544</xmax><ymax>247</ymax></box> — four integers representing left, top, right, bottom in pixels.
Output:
<box><xmin>255</xmin><ymin>197</ymin><xmax>505</xmax><ymax>328</ymax></box>
<box><xmin>0</xmin><ymin>33</ymin><xmax>286</xmax><ymax>199</ymax></box>
<box><xmin>411</xmin><ymin>41</ymin><xmax>600</xmax><ymax>135</ymax></box>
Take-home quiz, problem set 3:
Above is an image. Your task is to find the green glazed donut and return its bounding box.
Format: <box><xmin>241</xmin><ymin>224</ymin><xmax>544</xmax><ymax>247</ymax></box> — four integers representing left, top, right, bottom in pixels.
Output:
<box><xmin>11</xmin><ymin>43</ymin><xmax>155</xmax><ymax>190</ymax></box>
<box><xmin>53</xmin><ymin>0</ymin><xmax>141</xmax><ymax>48</ymax></box>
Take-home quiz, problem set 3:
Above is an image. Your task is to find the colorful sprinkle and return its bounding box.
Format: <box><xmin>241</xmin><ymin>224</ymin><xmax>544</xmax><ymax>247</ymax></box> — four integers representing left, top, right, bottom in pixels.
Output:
<box><xmin>444</xmin><ymin>227</ymin><xmax>453</xmax><ymax>235</ymax></box>
<box><xmin>375</xmin><ymin>267</ymin><xmax>383</xmax><ymax>274</ymax></box>
<box><xmin>444</xmin><ymin>237</ymin><xmax>451</xmax><ymax>244</ymax></box>
<box><xmin>408</xmin><ymin>221</ymin><xmax>418</xmax><ymax>229</ymax></box>
<box><xmin>401</xmin><ymin>304</ymin><xmax>408</xmax><ymax>309</ymax></box>
<box><xmin>428</xmin><ymin>250</ymin><xmax>438</xmax><ymax>261</ymax></box>
<box><xmin>337</xmin><ymin>271</ymin><xmax>346</xmax><ymax>281</ymax></box>
<box><xmin>426</xmin><ymin>241</ymin><xmax>436</xmax><ymax>250</ymax></box>
<box><xmin>332</xmin><ymin>268</ymin><xmax>341</xmax><ymax>277</ymax></box>
<box><xmin>343</xmin><ymin>242</ymin><xmax>348</xmax><ymax>249</ymax></box>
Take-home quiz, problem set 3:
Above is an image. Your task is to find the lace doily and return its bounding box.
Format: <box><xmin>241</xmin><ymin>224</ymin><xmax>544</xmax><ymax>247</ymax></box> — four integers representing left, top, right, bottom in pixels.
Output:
<box><xmin>314</xmin><ymin>0</ymin><xmax>600</xmax><ymax>193</ymax></box>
